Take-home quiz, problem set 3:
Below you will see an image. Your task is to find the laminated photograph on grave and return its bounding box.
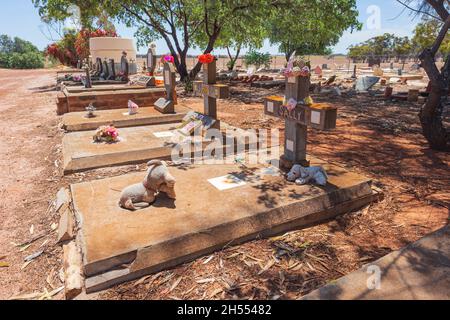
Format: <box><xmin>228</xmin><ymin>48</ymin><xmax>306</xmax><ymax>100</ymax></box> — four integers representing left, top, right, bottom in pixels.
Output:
<box><xmin>177</xmin><ymin>111</ymin><xmax>216</xmax><ymax>136</ymax></box>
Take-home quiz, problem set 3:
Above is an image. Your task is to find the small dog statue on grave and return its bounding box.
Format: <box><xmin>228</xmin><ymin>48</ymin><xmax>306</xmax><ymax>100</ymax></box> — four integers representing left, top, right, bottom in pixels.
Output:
<box><xmin>119</xmin><ymin>160</ymin><xmax>176</xmax><ymax>211</ymax></box>
<box><xmin>286</xmin><ymin>164</ymin><xmax>328</xmax><ymax>186</ymax></box>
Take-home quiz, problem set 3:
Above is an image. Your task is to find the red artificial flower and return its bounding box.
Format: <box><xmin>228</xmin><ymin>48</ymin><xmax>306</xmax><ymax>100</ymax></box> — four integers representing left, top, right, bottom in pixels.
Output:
<box><xmin>163</xmin><ymin>55</ymin><xmax>174</xmax><ymax>63</ymax></box>
<box><xmin>198</xmin><ymin>53</ymin><xmax>215</xmax><ymax>64</ymax></box>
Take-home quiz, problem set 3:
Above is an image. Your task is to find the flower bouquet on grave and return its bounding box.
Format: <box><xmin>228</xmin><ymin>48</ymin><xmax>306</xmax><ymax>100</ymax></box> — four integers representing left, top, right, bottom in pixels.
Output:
<box><xmin>198</xmin><ymin>53</ymin><xmax>215</xmax><ymax>64</ymax></box>
<box><xmin>93</xmin><ymin>125</ymin><xmax>120</xmax><ymax>143</ymax></box>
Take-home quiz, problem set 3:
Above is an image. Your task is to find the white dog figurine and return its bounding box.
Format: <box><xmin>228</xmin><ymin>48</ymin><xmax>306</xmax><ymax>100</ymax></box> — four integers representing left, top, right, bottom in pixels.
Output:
<box><xmin>286</xmin><ymin>164</ymin><xmax>328</xmax><ymax>186</ymax></box>
<box><xmin>119</xmin><ymin>160</ymin><xmax>176</xmax><ymax>211</ymax></box>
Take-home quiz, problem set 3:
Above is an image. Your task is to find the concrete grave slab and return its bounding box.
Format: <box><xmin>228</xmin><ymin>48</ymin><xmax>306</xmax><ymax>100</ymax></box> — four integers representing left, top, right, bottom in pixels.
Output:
<box><xmin>62</xmin><ymin>106</ymin><xmax>191</xmax><ymax>132</ymax></box>
<box><xmin>69</xmin><ymin>158</ymin><xmax>379</xmax><ymax>292</ymax></box>
<box><xmin>62</xmin><ymin>123</ymin><xmax>182</xmax><ymax>174</ymax></box>
<box><xmin>62</xmin><ymin>121</ymin><xmax>268</xmax><ymax>174</ymax></box>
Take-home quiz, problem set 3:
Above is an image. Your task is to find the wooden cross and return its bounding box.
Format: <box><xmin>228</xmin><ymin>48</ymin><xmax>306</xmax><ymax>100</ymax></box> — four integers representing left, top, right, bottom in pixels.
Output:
<box><xmin>193</xmin><ymin>59</ymin><xmax>229</xmax><ymax>130</ymax></box>
<box><xmin>264</xmin><ymin>74</ymin><xmax>337</xmax><ymax>168</ymax></box>
<box><xmin>154</xmin><ymin>62</ymin><xmax>177</xmax><ymax>114</ymax></box>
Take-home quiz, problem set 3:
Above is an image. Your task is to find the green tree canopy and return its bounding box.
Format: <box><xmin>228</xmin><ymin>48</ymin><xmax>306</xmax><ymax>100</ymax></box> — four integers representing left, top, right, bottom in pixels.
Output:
<box><xmin>267</xmin><ymin>0</ymin><xmax>361</xmax><ymax>61</ymax></box>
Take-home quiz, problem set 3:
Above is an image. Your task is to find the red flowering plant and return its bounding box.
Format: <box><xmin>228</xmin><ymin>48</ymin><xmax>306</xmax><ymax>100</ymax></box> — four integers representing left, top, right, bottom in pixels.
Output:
<box><xmin>45</xmin><ymin>28</ymin><xmax>118</xmax><ymax>67</ymax></box>
<box><xmin>198</xmin><ymin>53</ymin><xmax>215</xmax><ymax>64</ymax></box>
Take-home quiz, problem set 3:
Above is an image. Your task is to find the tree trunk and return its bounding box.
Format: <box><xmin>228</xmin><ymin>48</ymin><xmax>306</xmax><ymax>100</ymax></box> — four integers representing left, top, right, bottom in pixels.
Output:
<box><xmin>419</xmin><ymin>52</ymin><xmax>449</xmax><ymax>151</ymax></box>
<box><xmin>417</xmin><ymin>15</ymin><xmax>450</xmax><ymax>151</ymax></box>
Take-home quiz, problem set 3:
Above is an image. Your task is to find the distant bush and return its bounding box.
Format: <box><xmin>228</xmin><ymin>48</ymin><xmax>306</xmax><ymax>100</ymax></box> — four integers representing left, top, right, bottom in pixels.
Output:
<box><xmin>244</xmin><ymin>51</ymin><xmax>272</xmax><ymax>69</ymax></box>
<box><xmin>0</xmin><ymin>35</ymin><xmax>44</xmax><ymax>69</ymax></box>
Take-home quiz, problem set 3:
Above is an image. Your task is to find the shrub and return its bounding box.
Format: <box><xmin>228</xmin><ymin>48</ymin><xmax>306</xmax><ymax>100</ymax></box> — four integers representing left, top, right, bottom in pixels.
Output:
<box><xmin>0</xmin><ymin>35</ymin><xmax>44</xmax><ymax>69</ymax></box>
<box><xmin>7</xmin><ymin>52</ymin><xmax>44</xmax><ymax>69</ymax></box>
<box><xmin>244</xmin><ymin>51</ymin><xmax>272</xmax><ymax>69</ymax></box>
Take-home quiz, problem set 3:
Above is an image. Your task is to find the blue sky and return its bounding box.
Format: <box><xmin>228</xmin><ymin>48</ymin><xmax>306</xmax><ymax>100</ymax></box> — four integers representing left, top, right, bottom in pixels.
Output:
<box><xmin>0</xmin><ymin>0</ymin><xmax>422</xmax><ymax>55</ymax></box>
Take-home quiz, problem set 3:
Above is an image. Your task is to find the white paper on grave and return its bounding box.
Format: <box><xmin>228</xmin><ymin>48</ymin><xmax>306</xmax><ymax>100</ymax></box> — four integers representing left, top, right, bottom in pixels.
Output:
<box><xmin>311</xmin><ymin>111</ymin><xmax>321</xmax><ymax>125</ymax></box>
<box><xmin>267</xmin><ymin>101</ymin><xmax>274</xmax><ymax>113</ymax></box>
<box><xmin>286</xmin><ymin>139</ymin><xmax>294</xmax><ymax>152</ymax></box>
<box><xmin>153</xmin><ymin>131</ymin><xmax>175</xmax><ymax>138</ymax></box>
<box><xmin>208</xmin><ymin>175</ymin><xmax>247</xmax><ymax>191</ymax></box>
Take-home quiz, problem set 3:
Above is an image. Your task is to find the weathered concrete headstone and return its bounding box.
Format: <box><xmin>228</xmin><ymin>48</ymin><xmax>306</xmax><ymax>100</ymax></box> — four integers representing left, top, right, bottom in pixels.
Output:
<box><xmin>355</xmin><ymin>76</ymin><xmax>380</xmax><ymax>92</ymax></box>
<box><xmin>154</xmin><ymin>62</ymin><xmax>176</xmax><ymax>114</ymax></box>
<box><xmin>147</xmin><ymin>45</ymin><xmax>157</xmax><ymax>75</ymax></box>
<box><xmin>265</xmin><ymin>73</ymin><xmax>337</xmax><ymax>167</ymax></box>
<box><xmin>107</xmin><ymin>59</ymin><xmax>116</xmax><ymax>80</ymax></box>
<box><xmin>101</xmin><ymin>59</ymin><xmax>110</xmax><ymax>80</ymax></box>
<box><xmin>193</xmin><ymin>59</ymin><xmax>230</xmax><ymax>130</ymax></box>
<box><xmin>120</xmin><ymin>55</ymin><xmax>129</xmax><ymax>81</ymax></box>
<box><xmin>83</xmin><ymin>64</ymin><xmax>92</xmax><ymax>89</ymax></box>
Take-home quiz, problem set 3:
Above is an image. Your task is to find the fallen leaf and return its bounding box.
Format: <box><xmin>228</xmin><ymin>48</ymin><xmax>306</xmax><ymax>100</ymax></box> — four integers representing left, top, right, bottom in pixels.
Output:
<box><xmin>0</xmin><ymin>255</ymin><xmax>6</xmax><ymax>261</ymax></box>
<box><xmin>134</xmin><ymin>275</ymin><xmax>152</xmax><ymax>287</ymax></box>
<box><xmin>0</xmin><ymin>262</ymin><xmax>9</xmax><ymax>268</ymax></box>
<box><xmin>29</xmin><ymin>225</ymin><xmax>34</xmax><ymax>235</ymax></box>
<box><xmin>25</xmin><ymin>250</ymin><xmax>44</xmax><ymax>262</ymax></box>
<box><xmin>19</xmin><ymin>243</ymin><xmax>32</xmax><ymax>252</ymax></box>
<box><xmin>209</xmin><ymin>288</ymin><xmax>223</xmax><ymax>299</ymax></box>
<box><xmin>258</xmin><ymin>260</ymin><xmax>275</xmax><ymax>275</ymax></box>
<box><xmin>39</xmin><ymin>239</ymin><xmax>50</xmax><ymax>249</ymax></box>
<box><xmin>196</xmin><ymin>278</ymin><xmax>215</xmax><ymax>284</ymax></box>
<box><xmin>245</xmin><ymin>255</ymin><xmax>263</xmax><ymax>262</ymax></box>
<box><xmin>39</xmin><ymin>286</ymin><xmax>64</xmax><ymax>300</ymax></box>
<box><xmin>9</xmin><ymin>292</ymin><xmax>42</xmax><ymax>300</ymax></box>
<box><xmin>169</xmin><ymin>277</ymin><xmax>183</xmax><ymax>292</ymax></box>
<box><xmin>21</xmin><ymin>261</ymin><xmax>32</xmax><ymax>270</ymax></box>
<box><xmin>203</xmin><ymin>255</ymin><xmax>214</xmax><ymax>265</ymax></box>
<box><xmin>225</xmin><ymin>252</ymin><xmax>241</xmax><ymax>259</ymax></box>
<box><xmin>51</xmin><ymin>223</ymin><xmax>58</xmax><ymax>231</ymax></box>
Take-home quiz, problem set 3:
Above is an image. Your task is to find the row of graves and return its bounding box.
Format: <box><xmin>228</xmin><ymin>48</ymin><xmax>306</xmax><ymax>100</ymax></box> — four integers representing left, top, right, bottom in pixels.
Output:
<box><xmin>56</xmin><ymin>46</ymin><xmax>167</xmax><ymax>115</ymax></box>
<box><xmin>56</xmin><ymin>52</ymin><xmax>381</xmax><ymax>298</ymax></box>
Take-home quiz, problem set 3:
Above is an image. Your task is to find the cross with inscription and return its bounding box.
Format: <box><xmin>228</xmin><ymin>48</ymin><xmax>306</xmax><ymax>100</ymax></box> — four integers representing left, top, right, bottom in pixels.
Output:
<box><xmin>193</xmin><ymin>59</ymin><xmax>230</xmax><ymax>130</ymax></box>
<box><xmin>154</xmin><ymin>62</ymin><xmax>177</xmax><ymax>114</ymax></box>
<box><xmin>264</xmin><ymin>72</ymin><xmax>337</xmax><ymax>168</ymax></box>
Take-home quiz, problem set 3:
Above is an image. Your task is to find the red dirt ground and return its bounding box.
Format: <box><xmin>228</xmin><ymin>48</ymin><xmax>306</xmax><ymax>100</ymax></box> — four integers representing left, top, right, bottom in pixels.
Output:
<box><xmin>0</xmin><ymin>68</ymin><xmax>448</xmax><ymax>300</ymax></box>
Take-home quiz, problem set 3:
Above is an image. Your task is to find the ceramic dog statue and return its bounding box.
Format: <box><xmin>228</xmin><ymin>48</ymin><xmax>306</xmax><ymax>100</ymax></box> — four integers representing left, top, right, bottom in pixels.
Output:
<box><xmin>119</xmin><ymin>160</ymin><xmax>176</xmax><ymax>210</ymax></box>
<box><xmin>286</xmin><ymin>164</ymin><xmax>328</xmax><ymax>186</ymax></box>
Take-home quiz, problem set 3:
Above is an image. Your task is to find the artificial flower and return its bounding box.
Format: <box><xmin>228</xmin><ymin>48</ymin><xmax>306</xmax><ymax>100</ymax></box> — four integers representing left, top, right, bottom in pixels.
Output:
<box><xmin>198</xmin><ymin>53</ymin><xmax>215</xmax><ymax>64</ymax></box>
